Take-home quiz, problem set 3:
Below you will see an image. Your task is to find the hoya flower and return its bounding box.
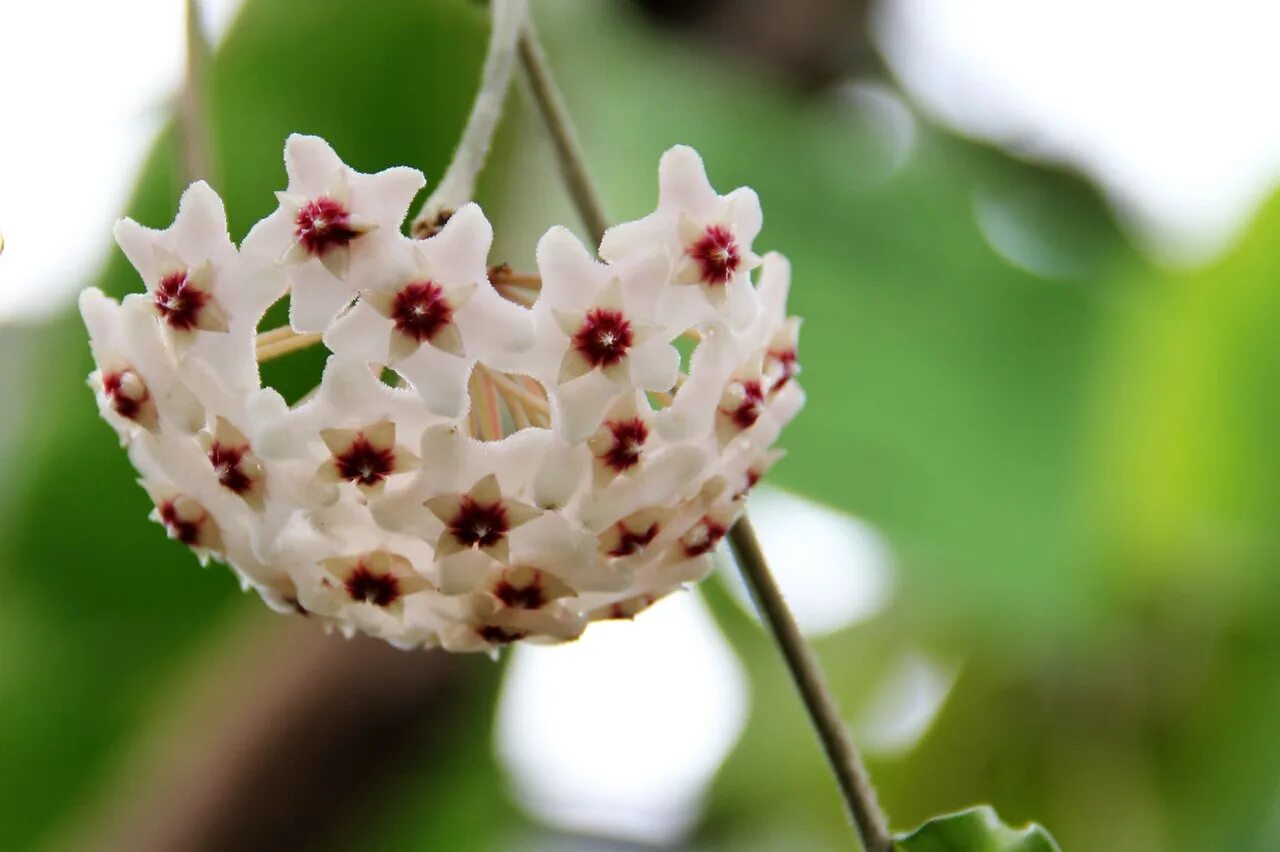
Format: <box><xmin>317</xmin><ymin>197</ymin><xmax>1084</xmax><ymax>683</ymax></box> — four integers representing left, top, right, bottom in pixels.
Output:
<box><xmin>114</xmin><ymin>182</ymin><xmax>234</xmax><ymax>345</ymax></box>
<box><xmin>113</xmin><ymin>181</ymin><xmax>284</xmax><ymax>394</ymax></box>
<box><xmin>314</xmin><ymin>420</ymin><xmax>420</xmax><ymax>503</ymax></box>
<box><xmin>426</xmin><ymin>473</ymin><xmax>542</xmax><ymax>563</ymax></box>
<box><xmin>600</xmin><ymin>145</ymin><xmax>763</xmax><ymax>326</ymax></box>
<box><xmin>319</xmin><ymin>550</ymin><xmax>433</xmax><ymax>611</ymax></box>
<box><xmin>242</xmin><ymin>134</ymin><xmax>426</xmax><ymax>333</ymax></box>
<box><xmin>81</xmin><ymin>289</ymin><xmax>205</xmax><ymax>442</ymax></box>
<box><xmin>586</xmin><ymin>392</ymin><xmax>655</xmax><ymax>488</ymax></box>
<box><xmin>197</xmin><ymin>416</ymin><xmax>268</xmax><ymax>510</ymax></box>
<box><xmin>524</xmin><ymin>226</ymin><xmax>679</xmax><ymax>442</ymax></box>
<box><xmin>80</xmin><ymin>138</ymin><xmax>803</xmax><ymax>653</ymax></box>
<box><xmin>145</xmin><ymin>486</ymin><xmax>224</xmax><ymax>564</ymax></box>
<box><xmin>435</xmin><ymin>563</ymin><xmax>587</xmax><ymax>652</ymax></box>
<box><xmin>323</xmin><ymin>202</ymin><xmax>534</xmax><ymax>418</ymax></box>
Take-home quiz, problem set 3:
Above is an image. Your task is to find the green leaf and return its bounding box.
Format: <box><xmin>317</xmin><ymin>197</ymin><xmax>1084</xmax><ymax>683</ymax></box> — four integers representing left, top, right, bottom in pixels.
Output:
<box><xmin>895</xmin><ymin>806</ymin><xmax>1061</xmax><ymax>852</ymax></box>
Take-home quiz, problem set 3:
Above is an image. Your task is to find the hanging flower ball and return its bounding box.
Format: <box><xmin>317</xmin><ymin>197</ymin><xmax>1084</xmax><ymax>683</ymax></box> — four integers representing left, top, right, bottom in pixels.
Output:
<box><xmin>80</xmin><ymin>135</ymin><xmax>803</xmax><ymax>652</ymax></box>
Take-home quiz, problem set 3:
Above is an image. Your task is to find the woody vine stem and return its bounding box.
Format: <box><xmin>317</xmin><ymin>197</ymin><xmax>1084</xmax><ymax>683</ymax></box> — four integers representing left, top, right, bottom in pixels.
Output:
<box><xmin>512</xmin><ymin>12</ymin><xmax>893</xmax><ymax>852</ymax></box>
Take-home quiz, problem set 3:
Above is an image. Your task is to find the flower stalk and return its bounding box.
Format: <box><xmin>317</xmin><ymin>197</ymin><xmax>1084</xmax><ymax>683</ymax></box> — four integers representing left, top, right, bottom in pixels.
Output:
<box><xmin>515</xmin><ymin>21</ymin><xmax>610</xmax><ymax>246</ymax></box>
<box><xmin>729</xmin><ymin>519</ymin><xmax>893</xmax><ymax>852</ymax></box>
<box><xmin>514</xmin><ymin>13</ymin><xmax>893</xmax><ymax>851</ymax></box>
<box><xmin>179</xmin><ymin>0</ymin><xmax>214</xmax><ymax>185</ymax></box>
<box><xmin>411</xmin><ymin>0</ymin><xmax>527</xmax><ymax>235</ymax></box>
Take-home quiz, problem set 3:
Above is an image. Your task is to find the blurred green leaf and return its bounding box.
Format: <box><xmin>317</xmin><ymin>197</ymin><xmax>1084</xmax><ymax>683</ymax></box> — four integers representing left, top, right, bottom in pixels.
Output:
<box><xmin>895</xmin><ymin>806</ymin><xmax>1060</xmax><ymax>852</ymax></box>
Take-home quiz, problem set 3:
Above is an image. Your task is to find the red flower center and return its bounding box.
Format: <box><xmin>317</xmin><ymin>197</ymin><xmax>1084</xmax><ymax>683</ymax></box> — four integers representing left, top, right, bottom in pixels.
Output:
<box><xmin>493</xmin><ymin>578</ymin><xmax>547</xmax><ymax>610</ymax></box>
<box><xmin>102</xmin><ymin>369</ymin><xmax>147</xmax><ymax>421</ymax></box>
<box><xmin>159</xmin><ymin>500</ymin><xmax>201</xmax><ymax>546</ymax></box>
<box><xmin>334</xmin><ymin>436</ymin><xmax>397</xmax><ymax>486</ymax></box>
<box><xmin>599</xmin><ymin>417</ymin><xmax>648</xmax><ymax>473</ymax></box>
<box><xmin>767</xmin><ymin>347</ymin><xmax>798</xmax><ymax>391</ymax></box>
<box><xmin>449</xmin><ymin>497</ymin><xmax>510</xmax><ymax>549</ymax></box>
<box><xmin>344</xmin><ymin>564</ymin><xmax>401</xmax><ymax>607</ymax></box>
<box><xmin>154</xmin><ymin>270</ymin><xmax>209</xmax><ymax>331</ymax></box>
<box><xmin>208</xmin><ymin>442</ymin><xmax>252</xmax><ymax>495</ymax></box>
<box><xmin>688</xmin><ymin>224</ymin><xmax>741</xmax><ymax>286</ymax></box>
<box><xmin>295</xmin><ymin>196</ymin><xmax>360</xmax><ymax>256</ymax></box>
<box><xmin>726</xmin><ymin>379</ymin><xmax>766</xmax><ymax>430</ymax></box>
<box><xmin>683</xmin><ymin>517</ymin><xmax>728</xmax><ymax>557</ymax></box>
<box><xmin>391</xmin><ymin>280</ymin><xmax>453</xmax><ymax>342</ymax></box>
<box><xmin>572</xmin><ymin>308</ymin><xmax>634</xmax><ymax>368</ymax></box>
<box><xmin>477</xmin><ymin>624</ymin><xmax>527</xmax><ymax>644</ymax></box>
<box><xmin>608</xmin><ymin>520</ymin><xmax>661</xmax><ymax>557</ymax></box>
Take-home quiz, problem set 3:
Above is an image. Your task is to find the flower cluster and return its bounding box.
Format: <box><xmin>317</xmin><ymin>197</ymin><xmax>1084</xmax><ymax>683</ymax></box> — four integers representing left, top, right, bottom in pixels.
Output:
<box><xmin>81</xmin><ymin>135</ymin><xmax>803</xmax><ymax>652</ymax></box>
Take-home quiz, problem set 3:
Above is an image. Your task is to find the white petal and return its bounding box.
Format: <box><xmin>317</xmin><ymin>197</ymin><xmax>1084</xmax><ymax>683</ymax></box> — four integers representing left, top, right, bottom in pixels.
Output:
<box><xmin>317</xmin><ymin>244</ymin><xmax>352</xmax><ymax>279</ymax></box>
<box><xmin>428</xmin><ymin>323</ymin><xmax>465</xmax><ymax>358</ymax></box>
<box><xmin>531</xmin><ymin>440</ymin><xmax>588</xmax><ymax>509</ymax></box>
<box><xmin>657</xmin><ymin>145</ymin><xmax>719</xmax><ymax>219</ymax></box>
<box><xmin>470</xmin><ymin>473</ymin><xmax>503</xmax><ymax>505</ymax></box>
<box><xmin>557</xmin><ymin>349</ymin><xmax>593</xmax><ymax>385</ymax></box>
<box><xmin>629</xmin><ymin>339</ymin><xmax>680</xmax><ymax>392</ymax></box>
<box><xmin>416</xmin><ymin>202</ymin><xmax>492</xmax><ymax>283</ymax></box>
<box><xmin>288</xmin><ymin>263</ymin><xmax>358</xmax><ymax>333</ymax></box>
<box><xmin>724</xmin><ymin>186</ymin><xmax>763</xmax><ymax>246</ymax></box>
<box><xmin>393</xmin><ymin>344</ymin><xmax>472</xmax><ymax>418</ymax></box>
<box><xmin>283</xmin><ymin>134</ymin><xmax>346</xmax><ymax>196</ymax></box>
<box><xmin>535</xmin><ymin>225</ymin><xmax>603</xmax><ymax>308</ymax></box>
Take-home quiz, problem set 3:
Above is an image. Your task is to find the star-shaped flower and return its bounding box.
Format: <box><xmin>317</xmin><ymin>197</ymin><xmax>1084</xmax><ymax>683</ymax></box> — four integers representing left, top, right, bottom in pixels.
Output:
<box><xmin>242</xmin><ymin>134</ymin><xmax>425</xmax><ymax>332</ymax></box>
<box><xmin>598</xmin><ymin>506</ymin><xmax>674</xmax><ymax>558</ymax></box>
<box><xmin>715</xmin><ymin>369</ymin><xmax>769</xmax><ymax>446</ymax></box>
<box><xmin>114</xmin><ymin>181</ymin><xmax>238</xmax><ymax>347</ymax></box>
<box><xmin>714</xmin><ymin>353</ymin><xmax>807</xmax><ymax>451</ymax></box>
<box><xmin>764</xmin><ymin>318</ymin><xmax>802</xmax><ymax>393</ymax></box>
<box><xmin>680</xmin><ymin>509</ymin><xmax>733</xmax><ymax>558</ymax></box>
<box><xmin>425</xmin><ymin>474</ymin><xmax>541</xmax><ymax>563</ymax></box>
<box><xmin>81</xmin><ymin>289</ymin><xmax>205</xmax><ymax>442</ymax></box>
<box><xmin>586</xmin><ymin>392</ymin><xmax>656</xmax><ymax>488</ymax></box>
<box><xmin>600</xmin><ymin>145</ymin><xmax>762</xmax><ymax>320</ymax></box>
<box><xmin>529</xmin><ymin>226</ymin><xmax>679</xmax><ymax>442</ymax></box>
<box><xmin>323</xmin><ymin>203</ymin><xmax>534</xmax><ymax>418</ymax></box>
<box><xmin>435</xmin><ymin>563</ymin><xmax>585</xmax><ymax>652</ymax></box>
<box><xmin>319</xmin><ymin>549</ymin><xmax>433</xmax><ymax>612</ymax></box>
<box><xmin>314</xmin><ymin>420</ymin><xmax>420</xmax><ymax>501</ymax></box>
<box><xmin>146</xmin><ymin>489</ymin><xmax>224</xmax><ymax>564</ymax></box>
<box><xmin>197</xmin><ymin>416</ymin><xmax>267</xmax><ymax>510</ymax></box>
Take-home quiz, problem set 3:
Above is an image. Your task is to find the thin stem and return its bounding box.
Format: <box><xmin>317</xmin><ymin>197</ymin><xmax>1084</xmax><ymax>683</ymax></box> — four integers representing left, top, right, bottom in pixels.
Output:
<box><xmin>729</xmin><ymin>520</ymin><xmax>893</xmax><ymax>852</ymax></box>
<box><xmin>180</xmin><ymin>0</ymin><xmax>214</xmax><ymax>184</ymax></box>
<box><xmin>515</xmin><ymin>17</ymin><xmax>893</xmax><ymax>851</ymax></box>
<box><xmin>477</xmin><ymin>364</ymin><xmax>550</xmax><ymax>416</ymax></box>
<box><xmin>412</xmin><ymin>0</ymin><xmax>526</xmax><ymax>235</ymax></box>
<box><xmin>256</xmin><ymin>329</ymin><xmax>321</xmax><ymax>362</ymax></box>
<box><xmin>488</xmin><ymin>265</ymin><xmax>542</xmax><ymax>290</ymax></box>
<box><xmin>515</xmin><ymin>23</ymin><xmax>610</xmax><ymax>247</ymax></box>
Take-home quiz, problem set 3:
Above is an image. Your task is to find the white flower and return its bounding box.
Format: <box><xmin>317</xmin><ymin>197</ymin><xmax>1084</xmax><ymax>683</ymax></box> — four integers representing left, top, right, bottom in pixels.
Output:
<box><xmin>522</xmin><ymin>226</ymin><xmax>679</xmax><ymax>442</ymax></box>
<box><xmin>600</xmin><ymin>145</ymin><xmax>763</xmax><ymax>326</ymax></box>
<box><xmin>242</xmin><ymin>134</ymin><xmax>425</xmax><ymax>333</ymax></box>
<box><xmin>426</xmin><ymin>473</ymin><xmax>542</xmax><ymax>563</ymax></box>
<box><xmin>80</xmin><ymin>139</ymin><xmax>804</xmax><ymax>652</ymax></box>
<box><xmin>81</xmin><ymin>289</ymin><xmax>203</xmax><ymax>442</ymax></box>
<box><xmin>322</xmin><ymin>202</ymin><xmax>534</xmax><ymax>418</ymax></box>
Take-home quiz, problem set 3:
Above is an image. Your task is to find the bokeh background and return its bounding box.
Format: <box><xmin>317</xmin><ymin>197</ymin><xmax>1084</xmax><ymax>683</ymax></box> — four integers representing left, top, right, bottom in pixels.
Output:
<box><xmin>2</xmin><ymin>1</ymin><xmax>1279</xmax><ymax>849</ymax></box>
